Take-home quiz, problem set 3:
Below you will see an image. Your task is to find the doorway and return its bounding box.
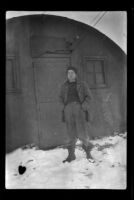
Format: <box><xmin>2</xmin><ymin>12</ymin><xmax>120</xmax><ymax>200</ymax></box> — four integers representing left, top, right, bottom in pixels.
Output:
<box><xmin>33</xmin><ymin>55</ymin><xmax>71</xmax><ymax>149</ymax></box>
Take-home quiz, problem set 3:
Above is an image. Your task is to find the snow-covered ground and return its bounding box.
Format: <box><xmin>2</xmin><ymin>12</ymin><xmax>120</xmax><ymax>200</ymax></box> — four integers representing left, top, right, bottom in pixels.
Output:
<box><xmin>6</xmin><ymin>133</ymin><xmax>127</xmax><ymax>189</ymax></box>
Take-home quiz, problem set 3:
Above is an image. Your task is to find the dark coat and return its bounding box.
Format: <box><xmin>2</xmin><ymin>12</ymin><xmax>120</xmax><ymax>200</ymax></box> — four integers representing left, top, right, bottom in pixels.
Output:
<box><xmin>59</xmin><ymin>80</ymin><xmax>93</xmax><ymax>122</ymax></box>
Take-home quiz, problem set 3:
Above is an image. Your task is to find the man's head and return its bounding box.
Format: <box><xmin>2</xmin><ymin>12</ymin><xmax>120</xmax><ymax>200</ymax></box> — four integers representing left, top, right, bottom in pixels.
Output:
<box><xmin>66</xmin><ymin>66</ymin><xmax>77</xmax><ymax>82</ymax></box>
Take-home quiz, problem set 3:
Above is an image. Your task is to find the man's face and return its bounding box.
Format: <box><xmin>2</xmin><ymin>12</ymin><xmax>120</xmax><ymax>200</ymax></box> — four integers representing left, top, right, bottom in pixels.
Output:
<box><xmin>67</xmin><ymin>70</ymin><xmax>76</xmax><ymax>82</ymax></box>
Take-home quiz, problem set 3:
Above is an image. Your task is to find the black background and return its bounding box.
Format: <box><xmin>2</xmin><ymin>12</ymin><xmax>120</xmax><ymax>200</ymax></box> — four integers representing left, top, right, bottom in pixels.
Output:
<box><xmin>0</xmin><ymin>4</ymin><xmax>133</xmax><ymax>200</ymax></box>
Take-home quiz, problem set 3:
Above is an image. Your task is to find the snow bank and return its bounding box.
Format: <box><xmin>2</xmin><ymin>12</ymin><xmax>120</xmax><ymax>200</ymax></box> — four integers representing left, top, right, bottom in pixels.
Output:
<box><xmin>6</xmin><ymin>133</ymin><xmax>127</xmax><ymax>189</ymax></box>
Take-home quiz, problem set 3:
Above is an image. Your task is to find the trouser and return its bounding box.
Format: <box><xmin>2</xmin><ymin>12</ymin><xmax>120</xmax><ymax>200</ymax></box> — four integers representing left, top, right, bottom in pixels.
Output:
<box><xmin>64</xmin><ymin>102</ymin><xmax>91</xmax><ymax>150</ymax></box>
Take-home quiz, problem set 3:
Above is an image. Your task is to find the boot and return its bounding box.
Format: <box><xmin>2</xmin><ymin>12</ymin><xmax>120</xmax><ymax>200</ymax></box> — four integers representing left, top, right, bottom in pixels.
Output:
<box><xmin>82</xmin><ymin>144</ymin><xmax>94</xmax><ymax>160</ymax></box>
<box><xmin>63</xmin><ymin>147</ymin><xmax>76</xmax><ymax>163</ymax></box>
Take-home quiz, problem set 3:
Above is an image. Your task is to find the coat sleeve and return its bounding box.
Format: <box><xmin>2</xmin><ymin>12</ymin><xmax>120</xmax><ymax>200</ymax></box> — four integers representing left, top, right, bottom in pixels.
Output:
<box><xmin>59</xmin><ymin>84</ymin><xmax>65</xmax><ymax>107</ymax></box>
<box><xmin>83</xmin><ymin>82</ymin><xmax>93</xmax><ymax>103</ymax></box>
<box><xmin>82</xmin><ymin>82</ymin><xmax>93</xmax><ymax>111</ymax></box>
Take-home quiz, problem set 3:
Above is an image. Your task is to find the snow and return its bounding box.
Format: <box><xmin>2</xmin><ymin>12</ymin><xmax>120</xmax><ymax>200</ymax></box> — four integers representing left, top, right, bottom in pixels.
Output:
<box><xmin>6</xmin><ymin>133</ymin><xmax>127</xmax><ymax>189</ymax></box>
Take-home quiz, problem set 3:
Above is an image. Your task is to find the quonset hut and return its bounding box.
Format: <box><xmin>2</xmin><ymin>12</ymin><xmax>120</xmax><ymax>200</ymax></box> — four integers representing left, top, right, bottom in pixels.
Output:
<box><xmin>6</xmin><ymin>15</ymin><xmax>127</xmax><ymax>152</ymax></box>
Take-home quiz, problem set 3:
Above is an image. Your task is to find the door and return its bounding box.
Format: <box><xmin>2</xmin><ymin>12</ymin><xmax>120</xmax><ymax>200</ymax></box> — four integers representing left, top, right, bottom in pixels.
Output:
<box><xmin>33</xmin><ymin>56</ymin><xmax>70</xmax><ymax>149</ymax></box>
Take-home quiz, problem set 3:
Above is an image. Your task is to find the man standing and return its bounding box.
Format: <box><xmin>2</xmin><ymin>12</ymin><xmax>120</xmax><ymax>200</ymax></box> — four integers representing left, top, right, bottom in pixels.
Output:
<box><xmin>59</xmin><ymin>66</ymin><xmax>94</xmax><ymax>163</ymax></box>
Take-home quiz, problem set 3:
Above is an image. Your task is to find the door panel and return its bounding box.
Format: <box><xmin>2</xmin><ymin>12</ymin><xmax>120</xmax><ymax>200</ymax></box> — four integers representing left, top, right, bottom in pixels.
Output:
<box><xmin>33</xmin><ymin>57</ymin><xmax>70</xmax><ymax>148</ymax></box>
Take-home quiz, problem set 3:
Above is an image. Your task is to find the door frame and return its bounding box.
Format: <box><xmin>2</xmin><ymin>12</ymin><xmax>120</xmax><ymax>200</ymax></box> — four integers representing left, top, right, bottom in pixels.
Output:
<box><xmin>32</xmin><ymin>53</ymin><xmax>71</xmax><ymax>147</ymax></box>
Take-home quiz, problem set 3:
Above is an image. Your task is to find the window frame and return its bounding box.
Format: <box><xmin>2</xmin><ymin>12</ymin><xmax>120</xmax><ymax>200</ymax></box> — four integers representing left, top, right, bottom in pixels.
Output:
<box><xmin>83</xmin><ymin>56</ymin><xmax>108</xmax><ymax>89</ymax></box>
<box><xmin>6</xmin><ymin>55</ymin><xmax>21</xmax><ymax>94</ymax></box>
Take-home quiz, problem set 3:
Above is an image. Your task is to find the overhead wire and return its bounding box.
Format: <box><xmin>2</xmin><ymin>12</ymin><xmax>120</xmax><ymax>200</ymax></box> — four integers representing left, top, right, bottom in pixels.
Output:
<box><xmin>92</xmin><ymin>11</ymin><xmax>108</xmax><ymax>27</ymax></box>
<box><xmin>90</xmin><ymin>12</ymin><xmax>103</xmax><ymax>25</ymax></box>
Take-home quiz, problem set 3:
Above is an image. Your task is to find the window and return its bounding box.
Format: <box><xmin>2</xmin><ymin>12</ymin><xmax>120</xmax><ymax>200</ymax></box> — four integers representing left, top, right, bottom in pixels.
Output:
<box><xmin>85</xmin><ymin>58</ymin><xmax>106</xmax><ymax>88</ymax></box>
<box><xmin>6</xmin><ymin>56</ymin><xmax>20</xmax><ymax>93</ymax></box>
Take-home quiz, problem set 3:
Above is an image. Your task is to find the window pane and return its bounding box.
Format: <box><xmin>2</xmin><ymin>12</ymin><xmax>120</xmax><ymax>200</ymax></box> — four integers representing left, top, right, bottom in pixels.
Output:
<box><xmin>96</xmin><ymin>73</ymin><xmax>105</xmax><ymax>84</ymax></box>
<box><xmin>86</xmin><ymin>61</ymin><xmax>94</xmax><ymax>72</ymax></box>
<box><xmin>95</xmin><ymin>61</ymin><xmax>102</xmax><ymax>72</ymax></box>
<box><xmin>87</xmin><ymin>73</ymin><xmax>95</xmax><ymax>86</ymax></box>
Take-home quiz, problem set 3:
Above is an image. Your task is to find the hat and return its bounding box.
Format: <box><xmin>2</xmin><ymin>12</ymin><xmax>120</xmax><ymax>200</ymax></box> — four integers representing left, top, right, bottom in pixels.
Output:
<box><xmin>66</xmin><ymin>66</ymin><xmax>77</xmax><ymax>74</ymax></box>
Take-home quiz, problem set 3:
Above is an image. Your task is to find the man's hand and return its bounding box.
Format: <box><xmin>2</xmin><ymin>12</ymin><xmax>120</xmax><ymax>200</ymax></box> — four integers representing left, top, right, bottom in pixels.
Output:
<box><xmin>82</xmin><ymin>101</ymin><xmax>88</xmax><ymax>111</ymax></box>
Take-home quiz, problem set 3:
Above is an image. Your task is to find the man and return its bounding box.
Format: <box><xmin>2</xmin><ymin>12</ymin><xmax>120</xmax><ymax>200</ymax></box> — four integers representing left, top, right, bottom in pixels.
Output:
<box><xmin>59</xmin><ymin>66</ymin><xmax>94</xmax><ymax>163</ymax></box>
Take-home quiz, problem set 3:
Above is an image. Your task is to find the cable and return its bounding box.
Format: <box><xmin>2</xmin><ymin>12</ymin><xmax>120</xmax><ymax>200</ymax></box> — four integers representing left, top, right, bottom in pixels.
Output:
<box><xmin>93</xmin><ymin>11</ymin><xmax>108</xmax><ymax>27</ymax></box>
<box><xmin>90</xmin><ymin>12</ymin><xmax>102</xmax><ymax>25</ymax></box>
